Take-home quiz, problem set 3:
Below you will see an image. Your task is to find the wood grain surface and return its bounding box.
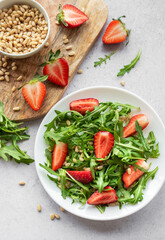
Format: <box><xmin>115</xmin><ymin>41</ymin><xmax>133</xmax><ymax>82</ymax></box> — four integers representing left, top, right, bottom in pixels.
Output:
<box><xmin>0</xmin><ymin>0</ymin><xmax>108</xmax><ymax>121</ymax></box>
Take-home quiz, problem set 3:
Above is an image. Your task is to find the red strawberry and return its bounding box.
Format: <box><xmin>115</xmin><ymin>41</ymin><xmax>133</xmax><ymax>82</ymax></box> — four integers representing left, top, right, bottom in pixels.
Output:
<box><xmin>56</xmin><ymin>4</ymin><xmax>88</xmax><ymax>28</ymax></box>
<box><xmin>70</xmin><ymin>98</ymin><xmax>99</xmax><ymax>115</ymax></box>
<box><xmin>52</xmin><ymin>142</ymin><xmax>68</xmax><ymax>171</ymax></box>
<box><xmin>41</xmin><ymin>49</ymin><xmax>69</xmax><ymax>87</ymax></box>
<box><xmin>67</xmin><ymin>170</ymin><xmax>93</xmax><ymax>184</ymax></box>
<box><xmin>102</xmin><ymin>16</ymin><xmax>129</xmax><ymax>44</ymax></box>
<box><xmin>20</xmin><ymin>74</ymin><xmax>47</xmax><ymax>111</ymax></box>
<box><xmin>123</xmin><ymin>114</ymin><xmax>149</xmax><ymax>138</ymax></box>
<box><xmin>87</xmin><ymin>186</ymin><xmax>118</xmax><ymax>205</ymax></box>
<box><xmin>122</xmin><ymin>159</ymin><xmax>149</xmax><ymax>188</ymax></box>
<box><xmin>94</xmin><ymin>131</ymin><xmax>114</xmax><ymax>159</ymax></box>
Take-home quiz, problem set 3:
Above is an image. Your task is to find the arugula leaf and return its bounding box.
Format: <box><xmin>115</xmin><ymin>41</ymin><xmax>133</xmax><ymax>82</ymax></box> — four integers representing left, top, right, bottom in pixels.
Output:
<box><xmin>117</xmin><ymin>49</ymin><xmax>142</xmax><ymax>77</ymax></box>
<box><xmin>94</xmin><ymin>51</ymin><xmax>116</xmax><ymax>67</ymax></box>
<box><xmin>0</xmin><ymin>102</ymin><xmax>33</xmax><ymax>164</ymax></box>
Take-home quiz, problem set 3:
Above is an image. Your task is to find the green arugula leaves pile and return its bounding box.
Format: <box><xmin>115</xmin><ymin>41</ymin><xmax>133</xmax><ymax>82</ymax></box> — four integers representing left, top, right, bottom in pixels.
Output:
<box><xmin>0</xmin><ymin>102</ymin><xmax>34</xmax><ymax>164</ymax></box>
<box><xmin>40</xmin><ymin>102</ymin><xmax>159</xmax><ymax>213</ymax></box>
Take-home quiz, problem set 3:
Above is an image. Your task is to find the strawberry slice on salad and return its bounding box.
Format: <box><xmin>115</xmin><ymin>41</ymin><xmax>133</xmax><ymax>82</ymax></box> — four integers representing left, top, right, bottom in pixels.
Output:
<box><xmin>67</xmin><ymin>170</ymin><xmax>93</xmax><ymax>184</ymax></box>
<box><xmin>122</xmin><ymin>159</ymin><xmax>149</xmax><ymax>188</ymax></box>
<box><xmin>70</xmin><ymin>98</ymin><xmax>99</xmax><ymax>115</ymax></box>
<box><xmin>19</xmin><ymin>74</ymin><xmax>48</xmax><ymax>111</ymax></box>
<box><xmin>52</xmin><ymin>142</ymin><xmax>68</xmax><ymax>171</ymax></box>
<box><xmin>123</xmin><ymin>114</ymin><xmax>149</xmax><ymax>138</ymax></box>
<box><xmin>102</xmin><ymin>16</ymin><xmax>129</xmax><ymax>44</ymax></box>
<box><xmin>41</xmin><ymin>49</ymin><xmax>69</xmax><ymax>87</ymax></box>
<box><xmin>56</xmin><ymin>4</ymin><xmax>88</xmax><ymax>28</ymax></box>
<box><xmin>94</xmin><ymin>131</ymin><xmax>114</xmax><ymax>159</ymax></box>
<box><xmin>87</xmin><ymin>186</ymin><xmax>118</xmax><ymax>205</ymax></box>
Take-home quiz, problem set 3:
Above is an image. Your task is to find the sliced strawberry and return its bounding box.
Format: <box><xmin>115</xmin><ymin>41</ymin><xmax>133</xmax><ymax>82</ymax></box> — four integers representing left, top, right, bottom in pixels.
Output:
<box><xmin>67</xmin><ymin>170</ymin><xmax>93</xmax><ymax>184</ymax></box>
<box><xmin>70</xmin><ymin>98</ymin><xmax>99</xmax><ymax>115</ymax></box>
<box><xmin>87</xmin><ymin>186</ymin><xmax>118</xmax><ymax>205</ymax></box>
<box><xmin>52</xmin><ymin>142</ymin><xmax>68</xmax><ymax>171</ymax></box>
<box><xmin>123</xmin><ymin>114</ymin><xmax>149</xmax><ymax>138</ymax></box>
<box><xmin>21</xmin><ymin>74</ymin><xmax>47</xmax><ymax>111</ymax></box>
<box><xmin>122</xmin><ymin>159</ymin><xmax>149</xmax><ymax>188</ymax></box>
<box><xmin>41</xmin><ymin>49</ymin><xmax>69</xmax><ymax>87</ymax></box>
<box><xmin>56</xmin><ymin>4</ymin><xmax>88</xmax><ymax>28</ymax></box>
<box><xmin>102</xmin><ymin>16</ymin><xmax>129</xmax><ymax>44</ymax></box>
<box><xmin>94</xmin><ymin>131</ymin><xmax>114</xmax><ymax>159</ymax></box>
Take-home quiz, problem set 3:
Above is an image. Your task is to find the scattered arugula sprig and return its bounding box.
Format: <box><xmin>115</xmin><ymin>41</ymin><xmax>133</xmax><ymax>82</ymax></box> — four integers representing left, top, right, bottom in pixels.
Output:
<box><xmin>40</xmin><ymin>101</ymin><xmax>159</xmax><ymax>213</ymax></box>
<box><xmin>94</xmin><ymin>51</ymin><xmax>116</xmax><ymax>67</ymax></box>
<box><xmin>0</xmin><ymin>102</ymin><xmax>34</xmax><ymax>164</ymax></box>
<box><xmin>117</xmin><ymin>49</ymin><xmax>142</xmax><ymax>76</ymax></box>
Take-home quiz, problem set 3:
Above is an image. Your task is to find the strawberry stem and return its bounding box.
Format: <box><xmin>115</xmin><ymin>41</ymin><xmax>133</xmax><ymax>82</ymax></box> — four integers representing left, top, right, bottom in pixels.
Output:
<box><xmin>56</xmin><ymin>4</ymin><xmax>68</xmax><ymax>27</ymax></box>
<box><xmin>18</xmin><ymin>73</ymin><xmax>48</xmax><ymax>90</ymax></box>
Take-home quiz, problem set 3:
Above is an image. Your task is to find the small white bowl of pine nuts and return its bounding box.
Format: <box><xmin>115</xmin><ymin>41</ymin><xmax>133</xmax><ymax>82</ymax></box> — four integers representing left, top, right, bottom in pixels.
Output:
<box><xmin>0</xmin><ymin>0</ymin><xmax>50</xmax><ymax>59</ymax></box>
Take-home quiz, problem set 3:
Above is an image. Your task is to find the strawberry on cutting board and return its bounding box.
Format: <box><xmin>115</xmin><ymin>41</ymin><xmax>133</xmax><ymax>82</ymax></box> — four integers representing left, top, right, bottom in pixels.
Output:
<box><xmin>94</xmin><ymin>131</ymin><xmax>114</xmax><ymax>159</ymax></box>
<box><xmin>70</xmin><ymin>98</ymin><xmax>99</xmax><ymax>115</ymax></box>
<box><xmin>87</xmin><ymin>186</ymin><xmax>118</xmax><ymax>205</ymax></box>
<box><xmin>67</xmin><ymin>170</ymin><xmax>93</xmax><ymax>184</ymax></box>
<box><xmin>52</xmin><ymin>142</ymin><xmax>68</xmax><ymax>171</ymax></box>
<box><xmin>41</xmin><ymin>49</ymin><xmax>69</xmax><ymax>87</ymax></box>
<box><xmin>123</xmin><ymin>114</ymin><xmax>149</xmax><ymax>138</ymax></box>
<box><xmin>102</xmin><ymin>16</ymin><xmax>129</xmax><ymax>44</ymax></box>
<box><xmin>122</xmin><ymin>159</ymin><xmax>149</xmax><ymax>188</ymax></box>
<box><xmin>56</xmin><ymin>4</ymin><xmax>88</xmax><ymax>28</ymax></box>
<box><xmin>19</xmin><ymin>74</ymin><xmax>48</xmax><ymax>111</ymax></box>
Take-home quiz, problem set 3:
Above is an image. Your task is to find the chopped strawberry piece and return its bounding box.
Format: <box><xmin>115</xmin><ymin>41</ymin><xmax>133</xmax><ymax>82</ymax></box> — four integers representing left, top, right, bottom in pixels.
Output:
<box><xmin>56</xmin><ymin>4</ymin><xmax>88</xmax><ymax>28</ymax></box>
<box><xmin>70</xmin><ymin>98</ymin><xmax>99</xmax><ymax>115</ymax></box>
<box><xmin>67</xmin><ymin>170</ymin><xmax>93</xmax><ymax>184</ymax></box>
<box><xmin>87</xmin><ymin>186</ymin><xmax>118</xmax><ymax>205</ymax></box>
<box><xmin>122</xmin><ymin>159</ymin><xmax>149</xmax><ymax>188</ymax></box>
<box><xmin>94</xmin><ymin>131</ymin><xmax>114</xmax><ymax>159</ymax></box>
<box><xmin>123</xmin><ymin>114</ymin><xmax>149</xmax><ymax>138</ymax></box>
<box><xmin>52</xmin><ymin>142</ymin><xmax>68</xmax><ymax>171</ymax></box>
<box><xmin>102</xmin><ymin>18</ymin><xmax>129</xmax><ymax>44</ymax></box>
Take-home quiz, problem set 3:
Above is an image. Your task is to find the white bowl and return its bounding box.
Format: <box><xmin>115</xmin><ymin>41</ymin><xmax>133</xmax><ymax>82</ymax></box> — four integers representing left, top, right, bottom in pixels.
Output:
<box><xmin>34</xmin><ymin>86</ymin><xmax>165</xmax><ymax>221</ymax></box>
<box><xmin>0</xmin><ymin>0</ymin><xmax>50</xmax><ymax>59</ymax></box>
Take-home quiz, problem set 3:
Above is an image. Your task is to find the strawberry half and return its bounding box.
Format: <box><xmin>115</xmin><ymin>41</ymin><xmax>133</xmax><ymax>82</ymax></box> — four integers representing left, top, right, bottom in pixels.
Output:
<box><xmin>70</xmin><ymin>98</ymin><xmax>99</xmax><ymax>115</ymax></box>
<box><xmin>122</xmin><ymin>159</ymin><xmax>149</xmax><ymax>188</ymax></box>
<box><xmin>102</xmin><ymin>16</ymin><xmax>129</xmax><ymax>44</ymax></box>
<box><xmin>41</xmin><ymin>49</ymin><xmax>69</xmax><ymax>87</ymax></box>
<box><xmin>52</xmin><ymin>142</ymin><xmax>68</xmax><ymax>171</ymax></box>
<box><xmin>123</xmin><ymin>114</ymin><xmax>149</xmax><ymax>138</ymax></box>
<box><xmin>87</xmin><ymin>186</ymin><xmax>118</xmax><ymax>205</ymax></box>
<box><xmin>67</xmin><ymin>170</ymin><xmax>93</xmax><ymax>184</ymax></box>
<box><xmin>94</xmin><ymin>131</ymin><xmax>114</xmax><ymax>159</ymax></box>
<box><xmin>19</xmin><ymin>74</ymin><xmax>47</xmax><ymax>111</ymax></box>
<box><xmin>56</xmin><ymin>4</ymin><xmax>88</xmax><ymax>28</ymax></box>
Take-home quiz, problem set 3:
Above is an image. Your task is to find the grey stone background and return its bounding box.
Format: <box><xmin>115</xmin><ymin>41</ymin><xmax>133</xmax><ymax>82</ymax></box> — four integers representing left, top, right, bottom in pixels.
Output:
<box><xmin>0</xmin><ymin>0</ymin><xmax>165</xmax><ymax>239</ymax></box>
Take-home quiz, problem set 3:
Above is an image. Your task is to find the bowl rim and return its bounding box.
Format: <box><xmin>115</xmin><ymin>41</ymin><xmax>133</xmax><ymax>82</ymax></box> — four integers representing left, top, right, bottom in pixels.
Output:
<box><xmin>34</xmin><ymin>86</ymin><xmax>165</xmax><ymax>221</ymax></box>
<box><xmin>0</xmin><ymin>0</ymin><xmax>50</xmax><ymax>58</ymax></box>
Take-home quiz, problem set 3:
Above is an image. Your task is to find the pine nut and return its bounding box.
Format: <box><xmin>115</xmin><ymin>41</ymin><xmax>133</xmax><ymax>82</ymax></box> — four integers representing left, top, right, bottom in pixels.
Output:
<box><xmin>5</xmin><ymin>75</ymin><xmax>9</xmax><ymax>82</ymax></box>
<box><xmin>60</xmin><ymin>206</ymin><xmax>65</xmax><ymax>212</ymax></box>
<box><xmin>44</xmin><ymin>42</ymin><xmax>49</xmax><ymax>47</ymax></box>
<box><xmin>0</xmin><ymin>70</ymin><xmax>4</xmax><ymax>75</ymax></box>
<box><xmin>0</xmin><ymin>76</ymin><xmax>4</xmax><ymax>81</ymax></box>
<box><xmin>120</xmin><ymin>81</ymin><xmax>125</xmax><ymax>86</ymax></box>
<box><xmin>55</xmin><ymin>20</ymin><xmax>60</xmax><ymax>25</ymax></box>
<box><xmin>66</xmin><ymin>45</ymin><xmax>72</xmax><ymax>50</ymax></box>
<box><xmin>68</xmin><ymin>51</ymin><xmax>75</xmax><ymax>56</ymax></box>
<box><xmin>75</xmin><ymin>146</ymin><xmax>79</xmax><ymax>153</ymax></box>
<box><xmin>63</xmin><ymin>39</ymin><xmax>69</xmax><ymax>44</ymax></box>
<box><xmin>19</xmin><ymin>181</ymin><xmax>25</xmax><ymax>186</ymax></box>
<box><xmin>55</xmin><ymin>214</ymin><xmax>60</xmax><ymax>220</ymax></box>
<box><xmin>73</xmin><ymin>158</ymin><xmax>77</xmax><ymax>163</ymax></box>
<box><xmin>63</xmin><ymin>35</ymin><xmax>67</xmax><ymax>40</ymax></box>
<box><xmin>127</xmin><ymin>168</ymin><xmax>131</xmax><ymax>174</ymax></box>
<box><xmin>77</xmin><ymin>69</ymin><xmax>83</xmax><ymax>74</ymax></box>
<box><xmin>65</xmin><ymin>162</ymin><xmax>70</xmax><ymax>167</ymax></box>
<box><xmin>97</xmin><ymin>165</ymin><xmax>103</xmax><ymax>170</ymax></box>
<box><xmin>50</xmin><ymin>214</ymin><xmax>55</xmax><ymax>220</ymax></box>
<box><xmin>3</xmin><ymin>62</ymin><xmax>7</xmax><ymax>68</ymax></box>
<box><xmin>12</xmin><ymin>86</ymin><xmax>16</xmax><ymax>92</ymax></box>
<box><xmin>37</xmin><ymin>204</ymin><xmax>41</xmax><ymax>212</ymax></box>
<box><xmin>17</xmin><ymin>75</ymin><xmax>23</xmax><ymax>81</ymax></box>
<box><xmin>66</xmin><ymin>120</ymin><xmax>71</xmax><ymax>126</ymax></box>
<box><xmin>13</xmin><ymin>106</ymin><xmax>20</xmax><ymax>111</ymax></box>
<box><xmin>12</xmin><ymin>66</ymin><xmax>17</xmax><ymax>71</ymax></box>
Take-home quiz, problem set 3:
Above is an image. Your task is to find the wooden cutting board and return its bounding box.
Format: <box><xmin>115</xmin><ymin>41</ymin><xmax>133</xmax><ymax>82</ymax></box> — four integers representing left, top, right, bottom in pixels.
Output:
<box><xmin>0</xmin><ymin>0</ymin><xmax>108</xmax><ymax>121</ymax></box>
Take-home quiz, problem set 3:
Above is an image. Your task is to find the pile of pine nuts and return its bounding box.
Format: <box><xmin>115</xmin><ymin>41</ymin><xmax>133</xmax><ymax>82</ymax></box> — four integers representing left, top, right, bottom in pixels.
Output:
<box><xmin>0</xmin><ymin>4</ymin><xmax>48</xmax><ymax>54</ymax></box>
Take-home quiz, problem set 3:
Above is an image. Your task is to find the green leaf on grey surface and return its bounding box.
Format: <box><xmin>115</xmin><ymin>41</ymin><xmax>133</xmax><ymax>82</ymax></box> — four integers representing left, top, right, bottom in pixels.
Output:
<box><xmin>0</xmin><ymin>101</ymin><xmax>33</xmax><ymax>164</ymax></box>
<box><xmin>117</xmin><ymin>49</ymin><xmax>142</xmax><ymax>77</ymax></box>
<box><xmin>41</xmin><ymin>101</ymin><xmax>159</xmax><ymax>212</ymax></box>
<box><xmin>94</xmin><ymin>51</ymin><xmax>116</xmax><ymax>67</ymax></box>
